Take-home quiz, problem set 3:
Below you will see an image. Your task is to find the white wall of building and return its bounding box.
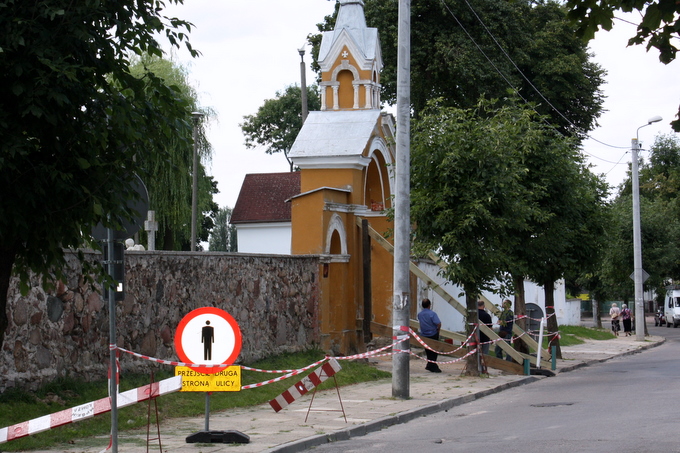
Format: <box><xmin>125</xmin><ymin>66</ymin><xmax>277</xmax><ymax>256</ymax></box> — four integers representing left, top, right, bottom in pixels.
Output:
<box><xmin>235</xmin><ymin>223</ymin><xmax>291</xmax><ymax>254</ymax></box>
<box><xmin>415</xmin><ymin>261</ymin><xmax>579</xmax><ymax>333</ymax></box>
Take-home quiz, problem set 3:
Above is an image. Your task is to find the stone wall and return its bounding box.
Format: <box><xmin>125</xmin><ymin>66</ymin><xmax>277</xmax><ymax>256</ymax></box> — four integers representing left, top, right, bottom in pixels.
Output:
<box><xmin>0</xmin><ymin>250</ymin><xmax>321</xmax><ymax>392</ymax></box>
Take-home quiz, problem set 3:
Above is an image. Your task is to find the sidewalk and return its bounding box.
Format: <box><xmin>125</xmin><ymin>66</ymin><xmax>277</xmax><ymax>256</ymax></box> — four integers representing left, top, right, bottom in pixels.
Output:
<box><xmin>29</xmin><ymin>331</ymin><xmax>665</xmax><ymax>453</ymax></box>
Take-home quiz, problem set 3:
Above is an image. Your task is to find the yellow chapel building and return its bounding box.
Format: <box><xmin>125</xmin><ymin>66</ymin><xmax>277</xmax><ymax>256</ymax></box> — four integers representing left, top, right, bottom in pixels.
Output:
<box><xmin>288</xmin><ymin>0</ymin><xmax>401</xmax><ymax>354</ymax></box>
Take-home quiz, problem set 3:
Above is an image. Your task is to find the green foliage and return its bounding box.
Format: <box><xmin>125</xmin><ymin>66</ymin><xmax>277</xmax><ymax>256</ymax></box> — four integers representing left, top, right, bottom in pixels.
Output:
<box><xmin>411</xmin><ymin>98</ymin><xmax>565</xmax><ymax>295</ymax></box>
<box><xmin>312</xmin><ymin>0</ymin><xmax>605</xmax><ymax>137</ymax></box>
<box><xmin>565</xmin><ymin>0</ymin><xmax>680</xmax><ymax>131</ymax></box>
<box><xmin>594</xmin><ymin>135</ymin><xmax>680</xmax><ymax>301</ymax></box>
<box><xmin>0</xmin><ymin>350</ymin><xmax>389</xmax><ymax>451</ymax></box>
<box><xmin>240</xmin><ymin>85</ymin><xmax>321</xmax><ymax>171</ymax></box>
<box><xmin>209</xmin><ymin>207</ymin><xmax>237</xmax><ymax>252</ymax></box>
<box><xmin>0</xmin><ymin>0</ymin><xmax>198</xmax><ymax>347</ymax></box>
<box><xmin>128</xmin><ymin>54</ymin><xmax>217</xmax><ymax>251</ymax></box>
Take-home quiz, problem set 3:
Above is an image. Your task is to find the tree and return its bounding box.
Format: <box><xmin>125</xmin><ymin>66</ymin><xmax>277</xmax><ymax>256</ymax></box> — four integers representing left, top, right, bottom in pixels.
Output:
<box><xmin>565</xmin><ymin>0</ymin><xmax>680</xmax><ymax>130</ymax></box>
<box><xmin>312</xmin><ymin>0</ymin><xmax>605</xmax><ymax>136</ymax></box>
<box><xmin>411</xmin><ymin>98</ymin><xmax>549</xmax><ymax>375</ymax></box>
<box><xmin>240</xmin><ymin>85</ymin><xmax>321</xmax><ymax>171</ymax></box>
<box><xmin>209</xmin><ymin>207</ymin><xmax>237</xmax><ymax>252</ymax></box>
<box><xmin>523</xmin><ymin>163</ymin><xmax>609</xmax><ymax>358</ymax></box>
<box><xmin>0</xmin><ymin>0</ymin><xmax>197</xmax><ymax>348</ymax></box>
<box><xmin>592</xmin><ymin>135</ymin><xmax>680</xmax><ymax>307</ymax></box>
<box><xmin>129</xmin><ymin>54</ymin><xmax>217</xmax><ymax>251</ymax></box>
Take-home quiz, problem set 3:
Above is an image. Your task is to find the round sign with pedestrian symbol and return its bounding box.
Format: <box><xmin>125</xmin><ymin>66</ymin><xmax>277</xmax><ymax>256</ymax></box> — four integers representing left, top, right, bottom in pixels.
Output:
<box><xmin>174</xmin><ymin>307</ymin><xmax>242</xmax><ymax>375</ymax></box>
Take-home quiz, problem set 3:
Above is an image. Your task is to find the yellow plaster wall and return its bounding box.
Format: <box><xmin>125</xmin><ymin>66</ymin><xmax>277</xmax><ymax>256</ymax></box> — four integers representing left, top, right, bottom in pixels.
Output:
<box><xmin>300</xmin><ymin>169</ymin><xmax>367</xmax><ymax>206</ymax></box>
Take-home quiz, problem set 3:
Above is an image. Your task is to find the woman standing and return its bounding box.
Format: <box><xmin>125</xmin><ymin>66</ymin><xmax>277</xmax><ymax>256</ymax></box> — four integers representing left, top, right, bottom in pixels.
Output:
<box><xmin>620</xmin><ymin>304</ymin><xmax>633</xmax><ymax>336</ymax></box>
<box><xmin>610</xmin><ymin>303</ymin><xmax>621</xmax><ymax>336</ymax></box>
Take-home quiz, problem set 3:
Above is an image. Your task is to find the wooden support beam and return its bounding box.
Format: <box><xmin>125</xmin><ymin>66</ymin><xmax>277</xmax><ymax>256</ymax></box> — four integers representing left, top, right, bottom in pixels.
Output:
<box><xmin>427</xmin><ymin>250</ymin><xmax>550</xmax><ymax>360</ymax></box>
<box><xmin>361</xmin><ymin>220</ymin><xmax>550</xmax><ymax>369</ymax></box>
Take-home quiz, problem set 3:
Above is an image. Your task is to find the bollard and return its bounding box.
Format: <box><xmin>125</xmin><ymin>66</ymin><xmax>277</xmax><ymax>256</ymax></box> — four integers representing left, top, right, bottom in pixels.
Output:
<box><xmin>523</xmin><ymin>358</ymin><xmax>530</xmax><ymax>376</ymax></box>
<box><xmin>551</xmin><ymin>346</ymin><xmax>557</xmax><ymax>370</ymax></box>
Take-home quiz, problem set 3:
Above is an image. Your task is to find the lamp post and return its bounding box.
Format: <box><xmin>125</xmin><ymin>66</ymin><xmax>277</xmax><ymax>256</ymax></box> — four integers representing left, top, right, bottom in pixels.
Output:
<box><xmin>632</xmin><ymin>115</ymin><xmax>662</xmax><ymax>341</ymax></box>
<box><xmin>298</xmin><ymin>46</ymin><xmax>308</xmax><ymax>125</ymax></box>
<box><xmin>191</xmin><ymin>111</ymin><xmax>204</xmax><ymax>252</ymax></box>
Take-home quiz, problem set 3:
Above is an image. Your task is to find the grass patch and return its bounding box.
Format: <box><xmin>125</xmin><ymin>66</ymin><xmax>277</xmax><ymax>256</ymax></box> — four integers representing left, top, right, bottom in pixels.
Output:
<box><xmin>0</xmin><ymin>349</ymin><xmax>390</xmax><ymax>451</ymax></box>
<box><xmin>541</xmin><ymin>325</ymin><xmax>615</xmax><ymax>348</ymax></box>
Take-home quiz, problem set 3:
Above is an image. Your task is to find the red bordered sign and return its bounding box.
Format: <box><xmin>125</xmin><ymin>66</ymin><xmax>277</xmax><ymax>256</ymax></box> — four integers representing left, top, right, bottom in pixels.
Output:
<box><xmin>174</xmin><ymin>307</ymin><xmax>242</xmax><ymax>375</ymax></box>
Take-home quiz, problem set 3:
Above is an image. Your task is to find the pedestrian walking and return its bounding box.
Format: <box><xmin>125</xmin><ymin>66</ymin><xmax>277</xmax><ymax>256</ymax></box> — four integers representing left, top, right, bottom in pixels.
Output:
<box><xmin>620</xmin><ymin>304</ymin><xmax>633</xmax><ymax>336</ymax></box>
<box><xmin>610</xmin><ymin>303</ymin><xmax>621</xmax><ymax>336</ymax></box>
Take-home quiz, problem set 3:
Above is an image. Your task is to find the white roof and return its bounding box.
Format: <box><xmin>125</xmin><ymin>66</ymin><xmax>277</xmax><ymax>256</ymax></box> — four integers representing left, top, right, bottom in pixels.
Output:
<box><xmin>289</xmin><ymin>110</ymin><xmax>381</xmax><ymax>158</ymax></box>
<box><xmin>318</xmin><ymin>0</ymin><xmax>379</xmax><ymax>65</ymax></box>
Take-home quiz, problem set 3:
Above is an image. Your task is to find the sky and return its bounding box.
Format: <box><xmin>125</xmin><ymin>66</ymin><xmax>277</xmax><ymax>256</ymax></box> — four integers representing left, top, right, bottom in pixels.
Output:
<box><xmin>162</xmin><ymin>1</ymin><xmax>679</xmax><ymax>209</ymax></box>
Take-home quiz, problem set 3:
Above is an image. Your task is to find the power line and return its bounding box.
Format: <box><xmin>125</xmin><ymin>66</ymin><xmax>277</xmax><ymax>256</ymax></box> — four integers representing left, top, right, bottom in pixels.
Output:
<box><xmin>437</xmin><ymin>0</ymin><xmax>631</xmax><ymax>161</ymax></box>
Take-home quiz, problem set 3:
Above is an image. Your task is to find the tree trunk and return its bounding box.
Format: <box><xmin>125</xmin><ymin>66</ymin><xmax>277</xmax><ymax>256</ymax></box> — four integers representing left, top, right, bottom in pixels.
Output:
<box><xmin>513</xmin><ymin>274</ymin><xmax>529</xmax><ymax>355</ymax></box>
<box><xmin>462</xmin><ymin>283</ymin><xmax>480</xmax><ymax>376</ymax></box>
<box><xmin>593</xmin><ymin>298</ymin><xmax>602</xmax><ymax>329</ymax></box>
<box><xmin>0</xmin><ymin>246</ymin><xmax>18</xmax><ymax>350</ymax></box>
<box><xmin>544</xmin><ymin>278</ymin><xmax>562</xmax><ymax>359</ymax></box>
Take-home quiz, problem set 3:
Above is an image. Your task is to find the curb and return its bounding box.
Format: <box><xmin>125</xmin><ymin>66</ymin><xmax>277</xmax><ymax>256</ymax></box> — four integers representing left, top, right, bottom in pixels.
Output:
<box><xmin>555</xmin><ymin>337</ymin><xmax>666</xmax><ymax>373</ymax></box>
<box><xmin>264</xmin><ymin>375</ymin><xmax>541</xmax><ymax>453</ymax></box>
<box><xmin>265</xmin><ymin>337</ymin><xmax>666</xmax><ymax>453</ymax></box>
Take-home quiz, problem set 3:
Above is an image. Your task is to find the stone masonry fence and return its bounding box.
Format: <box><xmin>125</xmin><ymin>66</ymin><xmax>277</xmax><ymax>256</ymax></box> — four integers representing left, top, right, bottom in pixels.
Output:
<box><xmin>0</xmin><ymin>250</ymin><xmax>321</xmax><ymax>392</ymax></box>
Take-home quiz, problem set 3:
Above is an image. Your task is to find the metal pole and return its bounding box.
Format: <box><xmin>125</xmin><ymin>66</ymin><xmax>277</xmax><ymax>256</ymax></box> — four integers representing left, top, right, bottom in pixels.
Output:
<box><xmin>392</xmin><ymin>0</ymin><xmax>411</xmax><ymax>399</ymax></box>
<box><xmin>107</xmin><ymin>227</ymin><xmax>118</xmax><ymax>453</ymax></box>
<box><xmin>204</xmin><ymin>392</ymin><xmax>210</xmax><ymax>432</ymax></box>
<box><xmin>631</xmin><ymin>115</ymin><xmax>662</xmax><ymax>340</ymax></box>
<box><xmin>631</xmin><ymin>137</ymin><xmax>645</xmax><ymax>341</ymax></box>
<box><xmin>299</xmin><ymin>48</ymin><xmax>308</xmax><ymax>125</ymax></box>
<box><xmin>190</xmin><ymin>112</ymin><xmax>203</xmax><ymax>252</ymax></box>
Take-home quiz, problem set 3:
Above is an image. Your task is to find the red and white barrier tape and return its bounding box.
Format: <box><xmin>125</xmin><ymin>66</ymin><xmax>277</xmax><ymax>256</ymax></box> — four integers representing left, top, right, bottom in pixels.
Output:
<box><xmin>115</xmin><ymin>346</ymin><xmax>232</xmax><ymax>369</ymax></box>
<box><xmin>269</xmin><ymin>359</ymin><xmax>342</xmax><ymax>412</ymax></box>
<box><xmin>0</xmin><ymin>376</ymin><xmax>182</xmax><ymax>444</ymax></box>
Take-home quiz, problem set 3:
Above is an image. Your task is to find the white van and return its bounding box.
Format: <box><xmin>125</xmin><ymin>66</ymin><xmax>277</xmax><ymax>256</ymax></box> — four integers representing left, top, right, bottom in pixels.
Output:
<box><xmin>665</xmin><ymin>289</ymin><xmax>680</xmax><ymax>328</ymax></box>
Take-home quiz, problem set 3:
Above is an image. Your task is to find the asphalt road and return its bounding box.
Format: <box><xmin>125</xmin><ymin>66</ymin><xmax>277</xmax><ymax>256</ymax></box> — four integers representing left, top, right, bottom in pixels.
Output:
<box><xmin>306</xmin><ymin>323</ymin><xmax>678</xmax><ymax>452</ymax></box>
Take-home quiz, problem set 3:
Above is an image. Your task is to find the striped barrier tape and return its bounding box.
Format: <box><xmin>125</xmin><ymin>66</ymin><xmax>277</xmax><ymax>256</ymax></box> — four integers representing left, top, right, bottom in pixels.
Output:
<box><xmin>115</xmin><ymin>346</ymin><xmax>232</xmax><ymax>369</ymax></box>
<box><xmin>409</xmin><ymin>328</ymin><xmax>475</xmax><ymax>355</ymax></box>
<box><xmin>241</xmin><ymin>360</ymin><xmax>327</xmax><ymax>390</ymax></box>
<box><xmin>269</xmin><ymin>359</ymin><xmax>342</xmax><ymax>412</ymax></box>
<box><xmin>0</xmin><ymin>376</ymin><xmax>182</xmax><ymax>444</ymax></box>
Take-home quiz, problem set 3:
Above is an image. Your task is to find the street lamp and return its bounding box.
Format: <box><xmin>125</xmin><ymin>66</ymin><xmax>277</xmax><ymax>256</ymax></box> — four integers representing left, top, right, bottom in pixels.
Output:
<box><xmin>298</xmin><ymin>46</ymin><xmax>308</xmax><ymax>125</ymax></box>
<box><xmin>191</xmin><ymin>111</ymin><xmax>204</xmax><ymax>252</ymax></box>
<box><xmin>632</xmin><ymin>115</ymin><xmax>662</xmax><ymax>341</ymax></box>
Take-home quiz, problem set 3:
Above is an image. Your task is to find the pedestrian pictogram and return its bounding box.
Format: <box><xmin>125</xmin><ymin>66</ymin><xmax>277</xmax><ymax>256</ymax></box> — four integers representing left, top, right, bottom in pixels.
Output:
<box><xmin>174</xmin><ymin>307</ymin><xmax>242</xmax><ymax>375</ymax></box>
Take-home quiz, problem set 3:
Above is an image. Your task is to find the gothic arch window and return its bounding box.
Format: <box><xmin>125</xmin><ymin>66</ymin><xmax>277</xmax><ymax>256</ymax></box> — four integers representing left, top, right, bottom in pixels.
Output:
<box><xmin>325</xmin><ymin>213</ymin><xmax>348</xmax><ymax>256</ymax></box>
<box><xmin>364</xmin><ymin>137</ymin><xmax>394</xmax><ymax>210</ymax></box>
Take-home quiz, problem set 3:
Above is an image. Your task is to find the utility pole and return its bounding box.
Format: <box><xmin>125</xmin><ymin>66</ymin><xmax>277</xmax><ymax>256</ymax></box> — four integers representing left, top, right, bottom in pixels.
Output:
<box><xmin>392</xmin><ymin>0</ymin><xmax>411</xmax><ymax>399</ymax></box>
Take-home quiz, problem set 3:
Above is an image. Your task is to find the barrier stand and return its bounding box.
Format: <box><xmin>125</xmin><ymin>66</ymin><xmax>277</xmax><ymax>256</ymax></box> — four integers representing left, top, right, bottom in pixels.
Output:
<box><xmin>146</xmin><ymin>372</ymin><xmax>162</xmax><ymax>453</ymax></box>
<box><xmin>304</xmin><ymin>373</ymin><xmax>347</xmax><ymax>423</ymax></box>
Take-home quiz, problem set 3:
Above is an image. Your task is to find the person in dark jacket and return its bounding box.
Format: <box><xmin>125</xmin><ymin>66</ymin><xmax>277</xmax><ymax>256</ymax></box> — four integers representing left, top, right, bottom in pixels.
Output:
<box><xmin>418</xmin><ymin>299</ymin><xmax>442</xmax><ymax>373</ymax></box>
<box><xmin>477</xmin><ymin>300</ymin><xmax>492</xmax><ymax>355</ymax></box>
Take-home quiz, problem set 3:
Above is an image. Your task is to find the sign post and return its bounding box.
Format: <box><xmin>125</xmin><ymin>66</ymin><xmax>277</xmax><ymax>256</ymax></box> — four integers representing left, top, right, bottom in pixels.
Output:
<box><xmin>174</xmin><ymin>307</ymin><xmax>249</xmax><ymax>444</ymax></box>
